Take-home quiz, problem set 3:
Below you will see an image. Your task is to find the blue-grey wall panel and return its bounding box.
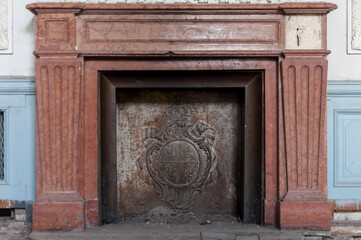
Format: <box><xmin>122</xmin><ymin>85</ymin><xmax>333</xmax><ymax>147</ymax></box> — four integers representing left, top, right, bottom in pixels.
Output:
<box><xmin>0</xmin><ymin>78</ymin><xmax>36</xmax><ymax>202</ymax></box>
<box><xmin>328</xmin><ymin>82</ymin><xmax>361</xmax><ymax>199</ymax></box>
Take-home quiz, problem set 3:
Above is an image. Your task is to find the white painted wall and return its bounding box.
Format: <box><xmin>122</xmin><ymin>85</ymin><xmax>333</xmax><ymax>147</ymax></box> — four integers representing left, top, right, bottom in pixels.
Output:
<box><xmin>327</xmin><ymin>0</ymin><xmax>361</xmax><ymax>80</ymax></box>
<box><xmin>0</xmin><ymin>0</ymin><xmax>35</xmax><ymax>76</ymax></box>
<box><xmin>0</xmin><ymin>0</ymin><xmax>359</xmax><ymax>80</ymax></box>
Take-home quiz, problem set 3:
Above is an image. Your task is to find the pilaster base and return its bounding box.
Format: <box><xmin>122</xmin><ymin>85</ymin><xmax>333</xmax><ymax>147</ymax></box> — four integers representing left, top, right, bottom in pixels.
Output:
<box><xmin>279</xmin><ymin>200</ymin><xmax>332</xmax><ymax>230</ymax></box>
<box><xmin>33</xmin><ymin>201</ymin><xmax>84</xmax><ymax>231</ymax></box>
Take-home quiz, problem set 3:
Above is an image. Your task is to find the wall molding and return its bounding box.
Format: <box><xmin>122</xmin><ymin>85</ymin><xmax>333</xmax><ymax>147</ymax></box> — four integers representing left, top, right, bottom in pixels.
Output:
<box><xmin>0</xmin><ymin>77</ymin><xmax>36</xmax><ymax>95</ymax></box>
<box><xmin>327</xmin><ymin>81</ymin><xmax>361</xmax><ymax>96</ymax></box>
<box><xmin>0</xmin><ymin>76</ymin><xmax>36</xmax><ymax>203</ymax></box>
<box><xmin>0</xmin><ymin>0</ymin><xmax>12</xmax><ymax>54</ymax></box>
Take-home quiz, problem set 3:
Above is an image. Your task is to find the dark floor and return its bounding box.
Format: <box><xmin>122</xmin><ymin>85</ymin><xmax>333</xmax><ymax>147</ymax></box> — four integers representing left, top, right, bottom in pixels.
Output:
<box><xmin>29</xmin><ymin>215</ymin><xmax>361</xmax><ymax>240</ymax></box>
<box><xmin>30</xmin><ymin>222</ymin><xmax>303</xmax><ymax>240</ymax></box>
<box><xmin>1</xmin><ymin>213</ymin><xmax>361</xmax><ymax>240</ymax></box>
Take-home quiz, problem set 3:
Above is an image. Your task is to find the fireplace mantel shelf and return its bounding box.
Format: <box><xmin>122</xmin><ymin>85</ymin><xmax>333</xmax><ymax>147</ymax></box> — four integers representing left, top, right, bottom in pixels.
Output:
<box><xmin>27</xmin><ymin>2</ymin><xmax>336</xmax><ymax>231</ymax></box>
<box><xmin>26</xmin><ymin>2</ymin><xmax>337</xmax><ymax>13</ymax></box>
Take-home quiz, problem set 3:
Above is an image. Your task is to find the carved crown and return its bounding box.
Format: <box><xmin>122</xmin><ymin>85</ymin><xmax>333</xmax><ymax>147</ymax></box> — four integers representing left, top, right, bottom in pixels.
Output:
<box><xmin>165</xmin><ymin>106</ymin><xmax>192</xmax><ymax>121</ymax></box>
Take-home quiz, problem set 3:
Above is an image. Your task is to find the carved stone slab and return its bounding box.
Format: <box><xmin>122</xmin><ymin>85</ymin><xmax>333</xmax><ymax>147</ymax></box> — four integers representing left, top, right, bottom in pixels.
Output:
<box><xmin>348</xmin><ymin>0</ymin><xmax>361</xmax><ymax>54</ymax></box>
<box><xmin>0</xmin><ymin>0</ymin><xmax>12</xmax><ymax>54</ymax></box>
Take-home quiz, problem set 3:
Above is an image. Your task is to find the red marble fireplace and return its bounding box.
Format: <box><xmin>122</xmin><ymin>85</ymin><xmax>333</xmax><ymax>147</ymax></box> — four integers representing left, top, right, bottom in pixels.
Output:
<box><xmin>27</xmin><ymin>2</ymin><xmax>337</xmax><ymax>231</ymax></box>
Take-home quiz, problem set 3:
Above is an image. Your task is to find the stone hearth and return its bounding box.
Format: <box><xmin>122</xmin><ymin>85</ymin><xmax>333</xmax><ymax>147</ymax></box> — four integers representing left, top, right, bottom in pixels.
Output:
<box><xmin>26</xmin><ymin>2</ymin><xmax>337</xmax><ymax>231</ymax></box>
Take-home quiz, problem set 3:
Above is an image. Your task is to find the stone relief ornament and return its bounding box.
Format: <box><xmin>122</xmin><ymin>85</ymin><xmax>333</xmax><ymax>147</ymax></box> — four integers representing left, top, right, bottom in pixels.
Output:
<box><xmin>348</xmin><ymin>0</ymin><xmax>361</xmax><ymax>54</ymax></box>
<box><xmin>0</xmin><ymin>0</ymin><xmax>9</xmax><ymax>50</ymax></box>
<box><xmin>351</xmin><ymin>0</ymin><xmax>361</xmax><ymax>51</ymax></box>
<box><xmin>136</xmin><ymin>106</ymin><xmax>220</xmax><ymax>209</ymax></box>
<box><xmin>0</xmin><ymin>0</ymin><xmax>12</xmax><ymax>54</ymax></box>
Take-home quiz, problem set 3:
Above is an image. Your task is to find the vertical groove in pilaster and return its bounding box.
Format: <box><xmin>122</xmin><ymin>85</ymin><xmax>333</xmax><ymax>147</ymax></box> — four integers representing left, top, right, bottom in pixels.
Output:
<box><xmin>287</xmin><ymin>65</ymin><xmax>297</xmax><ymax>190</ymax></box>
<box><xmin>307</xmin><ymin>67</ymin><xmax>315</xmax><ymax>189</ymax></box>
<box><xmin>295</xmin><ymin>66</ymin><xmax>301</xmax><ymax>189</ymax></box>
<box><xmin>54</xmin><ymin>66</ymin><xmax>62</xmax><ymax>191</ymax></box>
<box><xmin>314</xmin><ymin>65</ymin><xmax>323</xmax><ymax>189</ymax></box>
<box><xmin>39</xmin><ymin>66</ymin><xmax>50</xmax><ymax>191</ymax></box>
<box><xmin>67</xmin><ymin>66</ymin><xmax>75</xmax><ymax>191</ymax></box>
<box><xmin>300</xmin><ymin>66</ymin><xmax>309</xmax><ymax>189</ymax></box>
<box><xmin>62</xmin><ymin>66</ymin><xmax>68</xmax><ymax>192</ymax></box>
<box><xmin>72</xmin><ymin>65</ymin><xmax>81</xmax><ymax>192</ymax></box>
<box><xmin>311</xmin><ymin>65</ymin><xmax>321</xmax><ymax>190</ymax></box>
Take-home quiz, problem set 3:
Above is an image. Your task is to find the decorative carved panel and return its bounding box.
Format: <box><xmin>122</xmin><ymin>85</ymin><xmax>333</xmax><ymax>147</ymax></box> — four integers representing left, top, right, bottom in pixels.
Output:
<box><xmin>38</xmin><ymin>13</ymin><xmax>77</xmax><ymax>51</ymax></box>
<box><xmin>348</xmin><ymin>0</ymin><xmax>361</xmax><ymax>54</ymax></box>
<box><xmin>0</xmin><ymin>0</ymin><xmax>12</xmax><ymax>54</ymax></box>
<box><xmin>137</xmin><ymin>105</ymin><xmax>219</xmax><ymax>210</ymax></box>
<box><xmin>335</xmin><ymin>111</ymin><xmax>361</xmax><ymax>184</ymax></box>
<box><xmin>327</xmin><ymin>82</ymin><xmax>361</xmax><ymax>200</ymax></box>
<box><xmin>77</xmin><ymin>14</ymin><xmax>282</xmax><ymax>53</ymax></box>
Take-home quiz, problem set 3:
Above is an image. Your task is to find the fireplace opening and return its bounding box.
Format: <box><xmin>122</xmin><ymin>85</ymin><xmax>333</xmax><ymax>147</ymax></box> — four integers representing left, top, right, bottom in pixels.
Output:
<box><xmin>100</xmin><ymin>70</ymin><xmax>263</xmax><ymax>225</ymax></box>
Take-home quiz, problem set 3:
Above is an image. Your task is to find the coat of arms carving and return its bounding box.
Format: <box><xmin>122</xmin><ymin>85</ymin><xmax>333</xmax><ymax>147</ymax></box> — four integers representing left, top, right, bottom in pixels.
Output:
<box><xmin>136</xmin><ymin>106</ymin><xmax>220</xmax><ymax>209</ymax></box>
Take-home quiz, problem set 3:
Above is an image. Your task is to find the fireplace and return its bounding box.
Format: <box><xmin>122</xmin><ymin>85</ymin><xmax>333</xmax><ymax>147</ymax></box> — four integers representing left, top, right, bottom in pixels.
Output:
<box><xmin>27</xmin><ymin>2</ymin><xmax>337</xmax><ymax>231</ymax></box>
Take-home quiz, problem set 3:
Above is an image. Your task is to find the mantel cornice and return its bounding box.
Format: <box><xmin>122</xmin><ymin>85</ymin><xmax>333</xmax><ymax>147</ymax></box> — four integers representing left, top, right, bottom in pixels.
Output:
<box><xmin>26</xmin><ymin>2</ymin><xmax>337</xmax><ymax>15</ymax></box>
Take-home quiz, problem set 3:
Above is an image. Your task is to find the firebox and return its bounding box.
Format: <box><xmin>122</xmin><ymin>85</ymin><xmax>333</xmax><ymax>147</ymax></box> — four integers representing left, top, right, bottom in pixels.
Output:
<box><xmin>99</xmin><ymin>71</ymin><xmax>263</xmax><ymax>224</ymax></box>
